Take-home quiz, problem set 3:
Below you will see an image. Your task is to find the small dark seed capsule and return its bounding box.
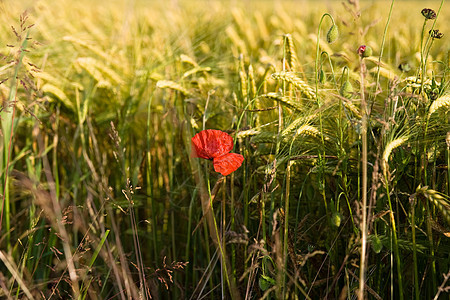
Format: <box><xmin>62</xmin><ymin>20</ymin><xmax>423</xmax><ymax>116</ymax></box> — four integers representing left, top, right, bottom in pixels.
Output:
<box><xmin>429</xmin><ymin>29</ymin><xmax>444</xmax><ymax>39</ymax></box>
<box><xmin>421</xmin><ymin>8</ymin><xmax>437</xmax><ymax>20</ymax></box>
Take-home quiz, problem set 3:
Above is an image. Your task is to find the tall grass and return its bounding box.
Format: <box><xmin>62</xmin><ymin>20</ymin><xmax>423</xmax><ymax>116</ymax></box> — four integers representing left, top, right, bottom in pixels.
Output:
<box><xmin>0</xmin><ymin>0</ymin><xmax>449</xmax><ymax>299</ymax></box>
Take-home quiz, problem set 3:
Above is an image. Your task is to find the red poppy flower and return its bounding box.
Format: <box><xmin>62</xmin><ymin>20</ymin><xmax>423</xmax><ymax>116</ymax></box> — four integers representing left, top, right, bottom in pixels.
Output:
<box><xmin>191</xmin><ymin>129</ymin><xmax>244</xmax><ymax>176</ymax></box>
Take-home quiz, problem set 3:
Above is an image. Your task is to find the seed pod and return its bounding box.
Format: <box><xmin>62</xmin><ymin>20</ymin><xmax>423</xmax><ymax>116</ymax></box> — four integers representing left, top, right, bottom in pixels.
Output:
<box><xmin>340</xmin><ymin>80</ymin><xmax>353</xmax><ymax>98</ymax></box>
<box><xmin>371</xmin><ymin>236</ymin><xmax>383</xmax><ymax>253</ymax></box>
<box><xmin>429</xmin><ymin>29</ymin><xmax>444</xmax><ymax>39</ymax></box>
<box><xmin>362</xmin><ymin>45</ymin><xmax>372</xmax><ymax>57</ymax></box>
<box><xmin>331</xmin><ymin>212</ymin><xmax>342</xmax><ymax>227</ymax></box>
<box><xmin>318</xmin><ymin>68</ymin><xmax>325</xmax><ymax>84</ymax></box>
<box><xmin>259</xmin><ymin>275</ymin><xmax>275</xmax><ymax>291</ymax></box>
<box><xmin>326</xmin><ymin>24</ymin><xmax>339</xmax><ymax>43</ymax></box>
<box><xmin>357</xmin><ymin>45</ymin><xmax>372</xmax><ymax>58</ymax></box>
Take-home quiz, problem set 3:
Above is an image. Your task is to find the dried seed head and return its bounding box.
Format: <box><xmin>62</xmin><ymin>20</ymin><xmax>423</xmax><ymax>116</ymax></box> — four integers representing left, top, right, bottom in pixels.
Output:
<box><xmin>326</xmin><ymin>24</ymin><xmax>339</xmax><ymax>44</ymax></box>
<box><xmin>357</xmin><ymin>45</ymin><xmax>372</xmax><ymax>58</ymax></box>
<box><xmin>421</xmin><ymin>8</ymin><xmax>437</xmax><ymax>20</ymax></box>
<box><xmin>340</xmin><ymin>81</ymin><xmax>354</xmax><ymax>99</ymax></box>
<box><xmin>429</xmin><ymin>29</ymin><xmax>444</xmax><ymax>39</ymax></box>
<box><xmin>429</xmin><ymin>88</ymin><xmax>439</xmax><ymax>100</ymax></box>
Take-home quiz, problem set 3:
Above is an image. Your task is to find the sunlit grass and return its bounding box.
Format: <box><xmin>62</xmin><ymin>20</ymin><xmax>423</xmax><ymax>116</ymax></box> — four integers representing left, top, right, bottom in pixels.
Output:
<box><xmin>0</xmin><ymin>0</ymin><xmax>449</xmax><ymax>299</ymax></box>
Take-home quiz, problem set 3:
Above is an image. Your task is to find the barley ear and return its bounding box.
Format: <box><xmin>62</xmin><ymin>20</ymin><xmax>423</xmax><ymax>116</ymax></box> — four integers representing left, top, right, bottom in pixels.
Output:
<box><xmin>284</xmin><ymin>34</ymin><xmax>298</xmax><ymax>71</ymax></box>
<box><xmin>260</xmin><ymin>92</ymin><xmax>302</xmax><ymax>111</ymax></box>
<box><xmin>271</xmin><ymin>71</ymin><xmax>316</xmax><ymax>100</ymax></box>
<box><xmin>428</xmin><ymin>95</ymin><xmax>450</xmax><ymax>119</ymax></box>
<box><xmin>382</xmin><ymin>137</ymin><xmax>408</xmax><ymax>172</ymax></box>
<box><xmin>418</xmin><ymin>186</ymin><xmax>450</xmax><ymax>226</ymax></box>
<box><xmin>248</xmin><ymin>64</ymin><xmax>257</xmax><ymax>99</ymax></box>
<box><xmin>156</xmin><ymin>80</ymin><xmax>192</xmax><ymax>97</ymax></box>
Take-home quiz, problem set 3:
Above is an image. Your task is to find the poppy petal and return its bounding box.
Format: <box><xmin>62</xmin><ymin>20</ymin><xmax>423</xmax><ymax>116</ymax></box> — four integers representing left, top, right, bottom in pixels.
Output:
<box><xmin>191</xmin><ymin>129</ymin><xmax>234</xmax><ymax>159</ymax></box>
<box><xmin>213</xmin><ymin>153</ymin><xmax>244</xmax><ymax>176</ymax></box>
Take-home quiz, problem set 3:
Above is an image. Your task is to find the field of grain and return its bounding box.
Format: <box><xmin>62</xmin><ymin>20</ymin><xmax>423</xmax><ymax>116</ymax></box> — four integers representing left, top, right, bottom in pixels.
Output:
<box><xmin>0</xmin><ymin>0</ymin><xmax>449</xmax><ymax>299</ymax></box>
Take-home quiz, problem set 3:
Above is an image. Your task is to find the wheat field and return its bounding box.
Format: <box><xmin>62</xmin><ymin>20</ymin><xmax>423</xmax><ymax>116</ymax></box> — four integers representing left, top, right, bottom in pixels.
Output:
<box><xmin>0</xmin><ymin>0</ymin><xmax>449</xmax><ymax>299</ymax></box>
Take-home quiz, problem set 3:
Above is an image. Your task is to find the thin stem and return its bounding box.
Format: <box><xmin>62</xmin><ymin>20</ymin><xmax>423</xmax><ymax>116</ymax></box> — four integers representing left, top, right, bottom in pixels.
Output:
<box><xmin>371</xmin><ymin>0</ymin><xmax>395</xmax><ymax>103</ymax></box>
<box><xmin>419</xmin><ymin>0</ymin><xmax>444</xmax><ymax>95</ymax></box>
<box><xmin>411</xmin><ymin>196</ymin><xmax>420</xmax><ymax>300</ymax></box>
<box><xmin>146</xmin><ymin>94</ymin><xmax>158</xmax><ymax>263</ymax></box>
<box><xmin>205</xmin><ymin>176</ymin><xmax>234</xmax><ymax>299</ymax></box>
<box><xmin>417</xmin><ymin>18</ymin><xmax>427</xmax><ymax>86</ymax></box>
<box><xmin>358</xmin><ymin>56</ymin><xmax>368</xmax><ymax>300</ymax></box>
<box><xmin>384</xmin><ymin>172</ymin><xmax>404</xmax><ymax>300</ymax></box>
<box><xmin>425</xmin><ymin>200</ymin><xmax>437</xmax><ymax>294</ymax></box>
<box><xmin>315</xmin><ymin>13</ymin><xmax>335</xmax><ymax>211</ymax></box>
<box><xmin>283</xmin><ymin>160</ymin><xmax>292</xmax><ymax>299</ymax></box>
<box><xmin>447</xmin><ymin>142</ymin><xmax>450</xmax><ymax>196</ymax></box>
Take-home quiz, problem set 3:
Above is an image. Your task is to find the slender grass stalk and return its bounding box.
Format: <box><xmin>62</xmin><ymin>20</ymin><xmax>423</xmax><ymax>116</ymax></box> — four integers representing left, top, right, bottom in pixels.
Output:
<box><xmin>0</xmin><ymin>251</ymin><xmax>34</xmax><ymax>299</ymax></box>
<box><xmin>447</xmin><ymin>132</ymin><xmax>450</xmax><ymax>195</ymax></box>
<box><xmin>185</xmin><ymin>188</ymin><xmax>197</xmax><ymax>291</ymax></box>
<box><xmin>410</xmin><ymin>195</ymin><xmax>420</xmax><ymax>300</ymax></box>
<box><xmin>314</xmin><ymin>13</ymin><xmax>336</xmax><ymax>212</ymax></box>
<box><xmin>358</xmin><ymin>55</ymin><xmax>369</xmax><ymax>300</ymax></box>
<box><xmin>230</xmin><ymin>172</ymin><xmax>236</xmax><ymax>278</ymax></box>
<box><xmin>124</xmin><ymin>181</ymin><xmax>150</xmax><ymax>299</ymax></box>
<box><xmin>221</xmin><ymin>177</ymin><xmax>227</xmax><ymax>300</ymax></box>
<box><xmin>384</xmin><ymin>172</ymin><xmax>404</xmax><ymax>300</ymax></box>
<box><xmin>202</xmin><ymin>221</ymin><xmax>214</xmax><ymax>295</ymax></box>
<box><xmin>146</xmin><ymin>94</ymin><xmax>158</xmax><ymax>262</ymax></box>
<box><xmin>320</xmin><ymin>51</ymin><xmax>338</xmax><ymax>89</ymax></box>
<box><xmin>419</xmin><ymin>0</ymin><xmax>445</xmax><ymax>95</ymax></box>
<box><xmin>282</xmin><ymin>160</ymin><xmax>292</xmax><ymax>299</ymax></box>
<box><xmin>205</xmin><ymin>176</ymin><xmax>234</xmax><ymax>299</ymax></box>
<box><xmin>418</xmin><ymin>5</ymin><xmax>445</xmax><ymax>294</ymax></box>
<box><xmin>425</xmin><ymin>200</ymin><xmax>437</xmax><ymax>293</ymax></box>
<box><xmin>371</xmin><ymin>0</ymin><xmax>395</xmax><ymax>102</ymax></box>
<box><xmin>80</xmin><ymin>230</ymin><xmax>110</xmax><ymax>300</ymax></box>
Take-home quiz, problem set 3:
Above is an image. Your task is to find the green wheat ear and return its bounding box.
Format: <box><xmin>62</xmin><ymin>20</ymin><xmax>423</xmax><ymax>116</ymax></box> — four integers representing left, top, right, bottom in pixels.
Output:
<box><xmin>326</xmin><ymin>24</ymin><xmax>339</xmax><ymax>43</ymax></box>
